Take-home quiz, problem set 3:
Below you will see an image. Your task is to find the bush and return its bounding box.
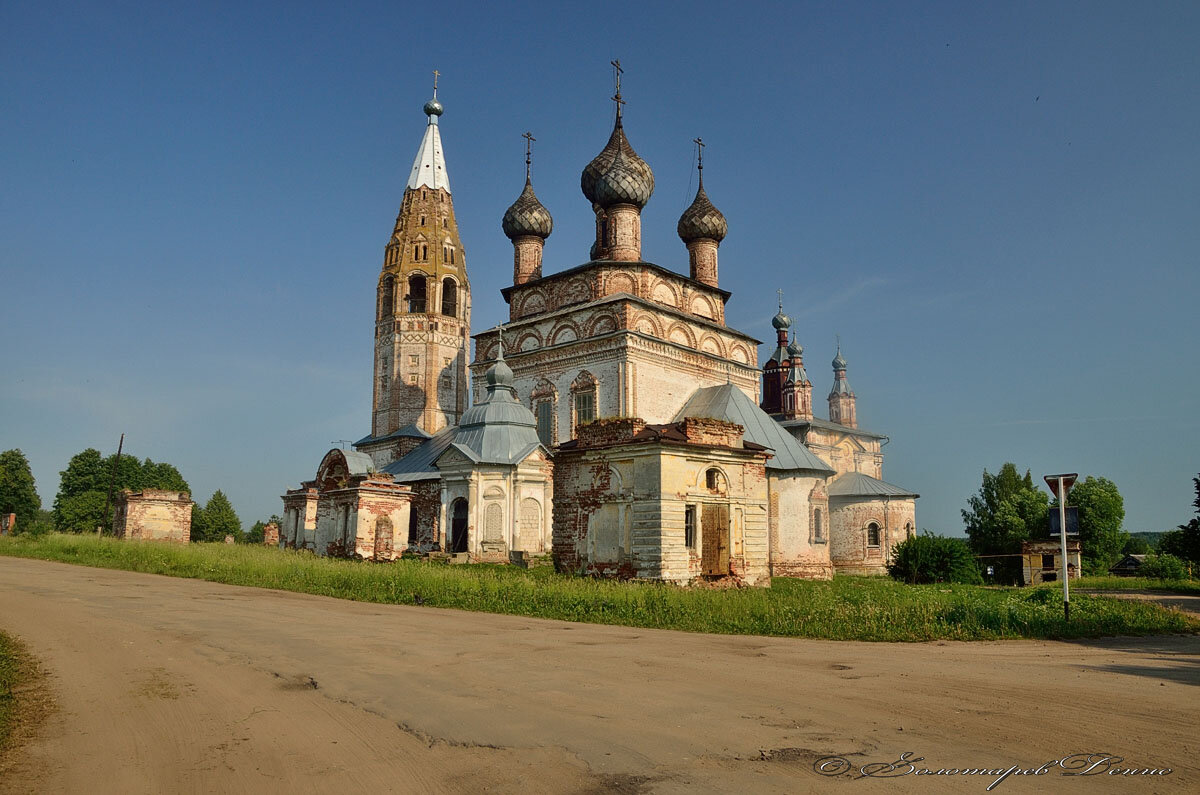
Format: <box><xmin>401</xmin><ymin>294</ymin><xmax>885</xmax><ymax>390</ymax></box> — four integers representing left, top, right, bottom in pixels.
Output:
<box><xmin>888</xmin><ymin>533</ymin><xmax>983</xmax><ymax>585</ymax></box>
<box><xmin>1138</xmin><ymin>553</ymin><xmax>1188</xmax><ymax>581</ymax></box>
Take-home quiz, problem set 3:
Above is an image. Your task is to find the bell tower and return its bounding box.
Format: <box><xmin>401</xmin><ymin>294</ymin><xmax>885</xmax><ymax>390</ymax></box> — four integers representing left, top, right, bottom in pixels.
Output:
<box><xmin>359</xmin><ymin>76</ymin><xmax>471</xmax><ymax>468</ymax></box>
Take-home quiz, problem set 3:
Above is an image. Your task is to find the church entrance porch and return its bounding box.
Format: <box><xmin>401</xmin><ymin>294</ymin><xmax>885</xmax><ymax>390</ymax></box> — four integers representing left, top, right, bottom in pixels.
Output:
<box><xmin>701</xmin><ymin>504</ymin><xmax>730</xmax><ymax>576</ymax></box>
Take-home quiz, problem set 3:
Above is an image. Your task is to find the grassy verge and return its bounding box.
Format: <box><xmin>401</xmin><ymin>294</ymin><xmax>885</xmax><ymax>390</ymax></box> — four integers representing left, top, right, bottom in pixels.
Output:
<box><xmin>1070</xmin><ymin>576</ymin><xmax>1200</xmax><ymax>595</ymax></box>
<box><xmin>1</xmin><ymin>534</ymin><xmax>1196</xmax><ymax>642</ymax></box>
<box><xmin>0</xmin><ymin>630</ymin><xmax>50</xmax><ymax>765</ymax></box>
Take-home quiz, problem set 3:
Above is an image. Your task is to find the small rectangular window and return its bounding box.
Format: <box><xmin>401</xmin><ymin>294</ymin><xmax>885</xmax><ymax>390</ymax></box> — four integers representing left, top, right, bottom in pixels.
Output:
<box><xmin>409</xmin><ymin>355</ymin><xmax>419</xmax><ymax>366</ymax></box>
<box><xmin>574</xmin><ymin>390</ymin><xmax>595</xmax><ymax>428</ymax></box>
<box><xmin>409</xmin><ymin>374</ymin><xmax>418</xmax><ymax>385</ymax></box>
<box><xmin>536</xmin><ymin>400</ymin><xmax>554</xmax><ymax>446</ymax></box>
<box><xmin>685</xmin><ymin>505</ymin><xmax>696</xmax><ymax>549</ymax></box>
<box><xmin>1042</xmin><ymin>554</ymin><xmax>1056</xmax><ymax>570</ymax></box>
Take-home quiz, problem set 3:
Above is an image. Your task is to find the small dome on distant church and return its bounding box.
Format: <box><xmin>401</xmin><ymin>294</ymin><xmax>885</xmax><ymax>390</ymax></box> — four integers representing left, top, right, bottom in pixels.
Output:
<box><xmin>833</xmin><ymin>346</ymin><xmax>848</xmax><ymax>370</ymax></box>
<box><xmin>424</xmin><ymin>97</ymin><xmax>444</xmax><ymax>117</ymax></box>
<box><xmin>581</xmin><ymin>120</ymin><xmax>654</xmax><ymax>207</ymax></box>
<box><xmin>772</xmin><ymin>311</ymin><xmax>791</xmax><ymax>330</ymax></box>
<box><xmin>787</xmin><ymin>337</ymin><xmax>803</xmax><ymax>358</ymax></box>
<box><xmin>502</xmin><ymin>180</ymin><xmax>554</xmax><ymax>239</ymax></box>
<box><xmin>677</xmin><ymin>180</ymin><xmax>727</xmax><ymax>243</ymax></box>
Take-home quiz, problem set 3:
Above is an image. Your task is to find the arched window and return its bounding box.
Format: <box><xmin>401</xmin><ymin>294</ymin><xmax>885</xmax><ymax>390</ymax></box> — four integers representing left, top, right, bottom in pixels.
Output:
<box><xmin>814</xmin><ymin>508</ymin><xmax>824</xmax><ymax>541</ymax></box>
<box><xmin>407</xmin><ymin>505</ymin><xmax>420</xmax><ymax>544</ymax></box>
<box><xmin>413</xmin><ymin>244</ymin><xmax>419</xmax><ymax>260</ymax></box>
<box><xmin>441</xmin><ymin>277</ymin><xmax>457</xmax><ymax>316</ymax></box>
<box><xmin>421</xmin><ymin>244</ymin><xmax>428</xmax><ymax>261</ymax></box>
<box><xmin>867</xmin><ymin>522</ymin><xmax>881</xmax><ymax>547</ymax></box>
<box><xmin>450</xmin><ymin>248</ymin><xmax>456</xmax><ymax>264</ymax></box>
<box><xmin>536</xmin><ymin>400</ymin><xmax>554</xmax><ymax>446</ymax></box>
<box><xmin>705</xmin><ymin>468</ymin><xmax>726</xmax><ymax>493</ymax></box>
<box><xmin>571</xmin><ymin>371</ymin><xmax>598</xmax><ymax>435</ymax></box>
<box><xmin>407</xmin><ymin>275</ymin><xmax>427</xmax><ymax>313</ymax></box>
<box><xmin>420</xmin><ymin>215</ymin><xmax>426</xmax><ymax>226</ymax></box>
<box><xmin>905</xmin><ymin>522</ymin><xmax>913</xmax><ymax>540</ymax></box>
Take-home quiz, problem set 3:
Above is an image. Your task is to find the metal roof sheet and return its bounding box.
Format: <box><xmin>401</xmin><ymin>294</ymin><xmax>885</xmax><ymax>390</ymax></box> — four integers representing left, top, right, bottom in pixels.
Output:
<box><xmin>379</xmin><ymin>426</ymin><xmax>456</xmax><ymax>483</ymax></box>
<box><xmin>407</xmin><ymin>118</ymin><xmax>450</xmax><ymax>193</ymax></box>
<box><xmin>673</xmin><ymin>384</ymin><xmax>834</xmax><ymax>474</ymax></box>
<box><xmin>828</xmin><ymin>472</ymin><xmax>919</xmax><ymax>498</ymax></box>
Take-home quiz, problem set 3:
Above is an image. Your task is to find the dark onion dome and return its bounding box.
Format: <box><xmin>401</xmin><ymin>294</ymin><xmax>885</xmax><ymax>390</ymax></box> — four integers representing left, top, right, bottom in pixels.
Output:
<box><xmin>787</xmin><ymin>337</ymin><xmax>803</xmax><ymax>358</ymax></box>
<box><xmin>677</xmin><ymin>180</ymin><xmax>727</xmax><ymax>243</ymax></box>
<box><xmin>581</xmin><ymin>120</ymin><xmax>654</xmax><ymax>205</ymax></box>
<box><xmin>593</xmin><ymin>142</ymin><xmax>654</xmax><ymax>209</ymax></box>
<box><xmin>501</xmin><ymin>179</ymin><xmax>554</xmax><ymax>239</ymax></box>
<box><xmin>833</xmin><ymin>345</ymin><xmax>848</xmax><ymax>370</ymax></box>
<box><xmin>771</xmin><ymin>310</ymin><xmax>792</xmax><ymax>330</ymax></box>
<box><xmin>424</xmin><ymin>97</ymin><xmax>444</xmax><ymax>117</ymax></box>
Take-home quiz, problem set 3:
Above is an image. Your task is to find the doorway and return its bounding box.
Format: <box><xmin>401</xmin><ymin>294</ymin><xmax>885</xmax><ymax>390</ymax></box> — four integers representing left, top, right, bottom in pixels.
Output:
<box><xmin>450</xmin><ymin>498</ymin><xmax>469</xmax><ymax>553</ymax></box>
<box><xmin>701</xmin><ymin>503</ymin><xmax>730</xmax><ymax>576</ymax></box>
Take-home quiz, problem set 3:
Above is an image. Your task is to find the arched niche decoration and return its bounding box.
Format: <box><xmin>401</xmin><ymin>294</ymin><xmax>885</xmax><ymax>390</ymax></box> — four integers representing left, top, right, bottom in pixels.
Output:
<box><xmin>690</xmin><ymin>294</ymin><xmax>716</xmax><ymax>319</ymax></box>
<box><xmin>550</xmin><ymin>323</ymin><xmax>580</xmax><ymax>345</ymax></box>
<box><xmin>667</xmin><ymin>323</ymin><xmax>696</xmax><ymax>348</ymax></box>
<box><xmin>517</xmin><ymin>290</ymin><xmax>547</xmax><ymax>318</ymax></box>
<box><xmin>517</xmin><ymin>331</ymin><xmax>543</xmax><ymax>352</ymax></box>
<box><xmin>699</xmin><ymin>334</ymin><xmax>723</xmax><ymax>356</ymax></box>
<box><xmin>633</xmin><ymin>313</ymin><xmax>662</xmax><ymax>338</ymax></box>
<box><xmin>588</xmin><ymin>313</ymin><xmax>617</xmax><ymax>337</ymax></box>
<box><xmin>729</xmin><ymin>344</ymin><xmax>752</xmax><ymax>364</ymax></box>
<box><xmin>650</xmin><ymin>281</ymin><xmax>678</xmax><ymax>308</ymax></box>
<box><xmin>605</xmin><ymin>272</ymin><xmax>637</xmax><ymax>297</ymax></box>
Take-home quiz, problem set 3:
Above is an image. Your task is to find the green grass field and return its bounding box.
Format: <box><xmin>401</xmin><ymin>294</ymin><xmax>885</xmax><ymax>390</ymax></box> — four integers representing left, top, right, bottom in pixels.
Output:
<box><xmin>1</xmin><ymin>534</ymin><xmax>1195</xmax><ymax>642</ymax></box>
<box><xmin>0</xmin><ymin>631</ymin><xmax>29</xmax><ymax>755</ymax></box>
<box><xmin>1071</xmin><ymin>575</ymin><xmax>1200</xmax><ymax>595</ymax></box>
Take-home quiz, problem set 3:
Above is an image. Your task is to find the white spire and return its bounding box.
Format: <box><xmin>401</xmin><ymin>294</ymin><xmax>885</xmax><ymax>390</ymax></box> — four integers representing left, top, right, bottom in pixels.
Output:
<box><xmin>406</xmin><ymin>117</ymin><xmax>451</xmax><ymax>194</ymax></box>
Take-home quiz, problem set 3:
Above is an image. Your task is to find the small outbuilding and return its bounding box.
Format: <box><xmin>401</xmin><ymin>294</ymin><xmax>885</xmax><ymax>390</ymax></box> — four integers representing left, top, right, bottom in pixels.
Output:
<box><xmin>1021</xmin><ymin>539</ymin><xmax>1082</xmax><ymax>586</ymax></box>
<box><xmin>112</xmin><ymin>489</ymin><xmax>192</xmax><ymax>543</ymax></box>
<box><xmin>1108</xmin><ymin>554</ymin><xmax>1147</xmax><ymax>577</ymax></box>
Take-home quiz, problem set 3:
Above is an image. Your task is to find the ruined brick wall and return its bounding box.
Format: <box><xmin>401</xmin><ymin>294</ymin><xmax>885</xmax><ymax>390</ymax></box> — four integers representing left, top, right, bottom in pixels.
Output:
<box><xmin>408</xmin><ymin>480</ymin><xmax>442</xmax><ymax>551</ymax></box>
<box><xmin>828</xmin><ymin>496</ymin><xmax>916</xmax><ymax>575</ymax></box>
<box><xmin>262</xmin><ymin>522</ymin><xmax>279</xmax><ymax>547</ymax></box>
<box><xmin>0</xmin><ymin>513</ymin><xmax>14</xmax><ymax>536</ymax></box>
<box><xmin>280</xmin><ymin>487</ymin><xmax>317</xmax><ymax>550</ymax></box>
<box><xmin>680</xmin><ymin>417</ymin><xmax>743</xmax><ymax>448</ymax></box>
<box><xmin>113</xmin><ymin>490</ymin><xmax>192</xmax><ymax>544</ymax></box>
<box><xmin>1021</xmin><ymin>540</ymin><xmax>1082</xmax><ymax>586</ymax></box>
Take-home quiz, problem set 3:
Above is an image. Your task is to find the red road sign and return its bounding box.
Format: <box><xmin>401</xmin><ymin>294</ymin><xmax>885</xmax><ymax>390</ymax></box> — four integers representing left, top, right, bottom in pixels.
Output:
<box><xmin>1044</xmin><ymin>473</ymin><xmax>1078</xmax><ymax>495</ymax></box>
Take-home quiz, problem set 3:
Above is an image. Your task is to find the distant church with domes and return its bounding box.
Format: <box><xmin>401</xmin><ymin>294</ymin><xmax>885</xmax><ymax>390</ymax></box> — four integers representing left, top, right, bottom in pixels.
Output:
<box><xmin>280</xmin><ymin>69</ymin><xmax>916</xmax><ymax>583</ymax></box>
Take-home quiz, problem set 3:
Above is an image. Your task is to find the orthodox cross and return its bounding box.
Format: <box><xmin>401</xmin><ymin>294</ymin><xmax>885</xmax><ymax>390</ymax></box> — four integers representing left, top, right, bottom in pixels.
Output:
<box><xmin>432</xmin><ymin>69</ymin><xmax>440</xmax><ymax>97</ymax></box>
<box><xmin>777</xmin><ymin>288</ymin><xmax>784</xmax><ymax>312</ymax></box>
<box><xmin>693</xmin><ymin>137</ymin><xmax>705</xmax><ymax>172</ymax></box>
<box><xmin>496</xmin><ymin>324</ymin><xmax>505</xmax><ymax>359</ymax></box>
<box><xmin>610</xmin><ymin>59</ymin><xmax>625</xmax><ymax>118</ymax></box>
<box><xmin>522</xmin><ymin>131</ymin><xmax>535</xmax><ymax>182</ymax></box>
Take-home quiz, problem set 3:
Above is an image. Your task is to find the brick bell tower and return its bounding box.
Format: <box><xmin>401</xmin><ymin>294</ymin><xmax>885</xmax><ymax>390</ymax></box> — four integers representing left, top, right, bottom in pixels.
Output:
<box><xmin>358</xmin><ymin>77</ymin><xmax>471</xmax><ymax>468</ymax></box>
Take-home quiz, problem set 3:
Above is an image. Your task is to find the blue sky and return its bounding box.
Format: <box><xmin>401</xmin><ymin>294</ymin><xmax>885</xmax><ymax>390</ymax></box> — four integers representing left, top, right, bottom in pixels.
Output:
<box><xmin>2</xmin><ymin>1</ymin><xmax>1197</xmax><ymax>534</ymax></box>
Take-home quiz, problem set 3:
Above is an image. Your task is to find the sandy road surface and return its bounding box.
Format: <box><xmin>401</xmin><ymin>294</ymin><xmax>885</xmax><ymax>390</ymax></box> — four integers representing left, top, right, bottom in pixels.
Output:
<box><xmin>0</xmin><ymin>558</ymin><xmax>1196</xmax><ymax>794</ymax></box>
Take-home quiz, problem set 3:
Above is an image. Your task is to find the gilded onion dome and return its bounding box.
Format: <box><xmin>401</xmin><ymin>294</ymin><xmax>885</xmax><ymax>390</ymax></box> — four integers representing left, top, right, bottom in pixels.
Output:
<box><xmin>581</xmin><ymin>119</ymin><xmax>654</xmax><ymax>207</ymax></box>
<box><xmin>502</xmin><ymin>179</ymin><xmax>554</xmax><ymax>239</ymax></box>
<box><xmin>677</xmin><ymin>177</ymin><xmax>728</xmax><ymax>243</ymax></box>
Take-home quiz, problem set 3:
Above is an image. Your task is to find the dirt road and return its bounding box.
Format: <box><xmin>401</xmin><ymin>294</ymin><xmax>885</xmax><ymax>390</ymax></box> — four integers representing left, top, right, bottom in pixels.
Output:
<box><xmin>0</xmin><ymin>557</ymin><xmax>1195</xmax><ymax>793</ymax></box>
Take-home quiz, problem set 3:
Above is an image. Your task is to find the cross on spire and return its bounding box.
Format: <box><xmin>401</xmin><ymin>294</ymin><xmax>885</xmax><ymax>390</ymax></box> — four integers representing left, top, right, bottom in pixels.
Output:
<box><xmin>522</xmin><ymin>131</ymin><xmax>535</xmax><ymax>182</ymax></box>
<box><xmin>693</xmin><ymin>137</ymin><xmax>705</xmax><ymax>171</ymax></box>
<box><xmin>610</xmin><ymin>59</ymin><xmax>625</xmax><ymax>119</ymax></box>
<box><xmin>432</xmin><ymin>69</ymin><xmax>440</xmax><ymax>97</ymax></box>
<box><xmin>778</xmin><ymin>288</ymin><xmax>784</xmax><ymax>312</ymax></box>
<box><xmin>495</xmin><ymin>324</ymin><xmax>505</xmax><ymax>359</ymax></box>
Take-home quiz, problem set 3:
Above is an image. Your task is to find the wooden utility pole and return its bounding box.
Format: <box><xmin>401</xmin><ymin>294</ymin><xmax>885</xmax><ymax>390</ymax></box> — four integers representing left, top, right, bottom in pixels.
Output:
<box><xmin>99</xmin><ymin>433</ymin><xmax>124</xmax><ymax>536</ymax></box>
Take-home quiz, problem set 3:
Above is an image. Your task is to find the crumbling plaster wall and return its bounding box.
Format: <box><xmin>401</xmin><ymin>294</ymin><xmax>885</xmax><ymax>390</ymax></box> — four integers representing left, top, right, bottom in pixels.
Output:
<box><xmin>828</xmin><ymin>496</ymin><xmax>915</xmax><ymax>575</ymax></box>
<box><xmin>113</xmin><ymin>490</ymin><xmax>192</xmax><ymax>543</ymax></box>
<box><xmin>768</xmin><ymin>472</ymin><xmax>833</xmax><ymax>580</ymax></box>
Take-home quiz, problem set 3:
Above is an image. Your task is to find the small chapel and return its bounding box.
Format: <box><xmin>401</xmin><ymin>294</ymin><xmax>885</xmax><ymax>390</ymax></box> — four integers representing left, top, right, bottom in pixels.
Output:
<box><xmin>280</xmin><ymin>70</ymin><xmax>917</xmax><ymax>583</ymax></box>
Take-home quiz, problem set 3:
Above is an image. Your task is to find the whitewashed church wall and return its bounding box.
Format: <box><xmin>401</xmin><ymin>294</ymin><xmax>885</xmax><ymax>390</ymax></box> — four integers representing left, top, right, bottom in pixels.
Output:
<box><xmin>768</xmin><ymin>472</ymin><xmax>834</xmax><ymax>579</ymax></box>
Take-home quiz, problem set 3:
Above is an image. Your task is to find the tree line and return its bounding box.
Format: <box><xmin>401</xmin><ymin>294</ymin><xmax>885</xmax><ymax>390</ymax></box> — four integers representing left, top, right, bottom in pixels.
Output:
<box><xmin>0</xmin><ymin>447</ymin><xmax>277</xmax><ymax>543</ymax></box>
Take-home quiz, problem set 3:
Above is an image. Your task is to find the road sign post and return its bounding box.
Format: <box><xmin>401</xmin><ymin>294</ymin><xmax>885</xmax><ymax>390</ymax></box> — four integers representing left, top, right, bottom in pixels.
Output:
<box><xmin>1044</xmin><ymin>473</ymin><xmax>1077</xmax><ymax>621</ymax></box>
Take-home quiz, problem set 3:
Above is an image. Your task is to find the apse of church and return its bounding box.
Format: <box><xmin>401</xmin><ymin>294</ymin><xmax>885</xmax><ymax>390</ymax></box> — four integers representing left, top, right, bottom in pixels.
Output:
<box><xmin>361</xmin><ymin>84</ymin><xmax>471</xmax><ymax>468</ymax></box>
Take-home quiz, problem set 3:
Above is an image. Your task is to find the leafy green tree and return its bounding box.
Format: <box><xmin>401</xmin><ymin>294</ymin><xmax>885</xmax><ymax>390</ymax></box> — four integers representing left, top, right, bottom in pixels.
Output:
<box><xmin>1159</xmin><ymin>475</ymin><xmax>1200</xmax><ymax>566</ymax></box>
<box><xmin>1061</xmin><ymin>476</ymin><xmax>1125</xmax><ymax>575</ymax></box>
<box><xmin>52</xmin><ymin>447</ymin><xmax>192</xmax><ymax>533</ymax></box>
<box><xmin>200</xmin><ymin>491</ymin><xmax>241</xmax><ymax>542</ymax></box>
<box><xmin>962</xmin><ymin>463</ymin><xmax>1049</xmax><ymax>583</ymax></box>
<box><xmin>1139</xmin><ymin>553</ymin><xmax>1188</xmax><ymax>581</ymax></box>
<box><xmin>888</xmin><ymin>532</ymin><xmax>983</xmax><ymax>584</ymax></box>
<box><xmin>190</xmin><ymin>502</ymin><xmax>210</xmax><ymax>542</ymax></box>
<box><xmin>0</xmin><ymin>449</ymin><xmax>42</xmax><ymax>532</ymax></box>
<box><xmin>1122</xmin><ymin>535</ymin><xmax>1151</xmax><ymax>555</ymax></box>
<box><xmin>245</xmin><ymin>521</ymin><xmax>266</xmax><ymax>544</ymax></box>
